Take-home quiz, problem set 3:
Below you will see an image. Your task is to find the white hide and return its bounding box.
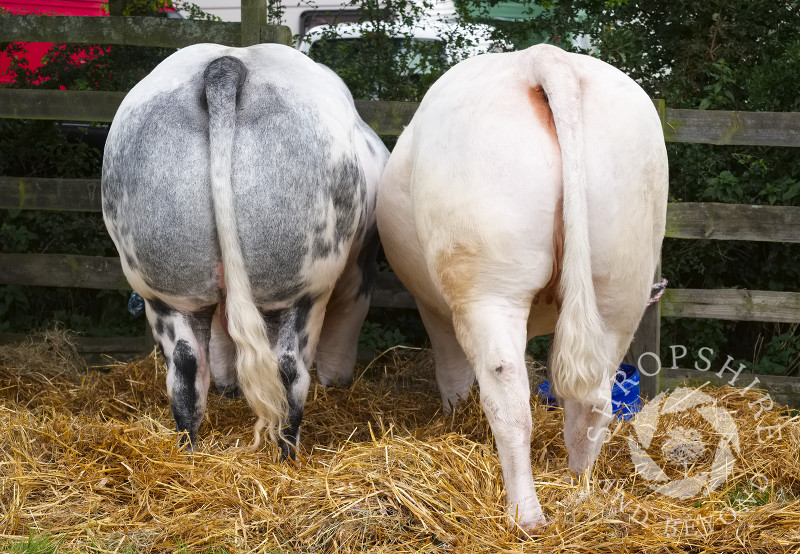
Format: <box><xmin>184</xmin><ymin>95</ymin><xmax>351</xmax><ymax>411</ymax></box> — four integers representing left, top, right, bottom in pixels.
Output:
<box><xmin>377</xmin><ymin>44</ymin><xmax>668</xmax><ymax>529</ymax></box>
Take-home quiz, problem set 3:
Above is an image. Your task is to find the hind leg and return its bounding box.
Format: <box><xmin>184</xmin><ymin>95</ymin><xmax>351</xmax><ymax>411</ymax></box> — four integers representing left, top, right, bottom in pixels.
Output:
<box><xmin>208</xmin><ymin>307</ymin><xmax>238</xmax><ymax>398</ymax></box>
<box><xmin>560</xmin><ymin>329</ymin><xmax>636</xmax><ymax>475</ymax></box>
<box><xmin>417</xmin><ymin>303</ymin><xmax>475</xmax><ymax>411</ymax></box>
<box><xmin>146</xmin><ymin>299</ymin><xmax>213</xmax><ymax>448</ymax></box>
<box><xmin>424</xmin><ymin>234</ymin><xmax>554</xmax><ymax>530</ymax></box>
<box><xmin>563</xmin><ymin>125</ymin><xmax>666</xmax><ymax>477</ymax></box>
<box><xmin>264</xmin><ymin>296</ymin><xmax>329</xmax><ymax>459</ymax></box>
<box><xmin>315</xmin><ymin>270</ymin><xmax>370</xmax><ymax>387</ymax></box>
<box><xmin>560</xmin><ymin>287</ymin><xmax>647</xmax><ymax>476</ymax></box>
<box><xmin>561</xmin><ymin>383</ymin><xmax>614</xmax><ymax>476</ymax></box>
<box><xmin>453</xmin><ymin>302</ymin><xmax>543</xmax><ymax>529</ymax></box>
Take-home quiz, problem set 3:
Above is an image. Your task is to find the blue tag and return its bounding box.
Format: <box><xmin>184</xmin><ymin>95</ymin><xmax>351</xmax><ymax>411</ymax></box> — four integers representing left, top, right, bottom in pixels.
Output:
<box><xmin>128</xmin><ymin>292</ymin><xmax>145</xmax><ymax>317</ymax></box>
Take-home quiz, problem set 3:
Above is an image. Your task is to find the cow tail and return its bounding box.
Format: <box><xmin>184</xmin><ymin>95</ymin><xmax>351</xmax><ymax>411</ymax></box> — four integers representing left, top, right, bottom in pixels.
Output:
<box><xmin>524</xmin><ymin>45</ymin><xmax>608</xmax><ymax>401</ymax></box>
<box><xmin>204</xmin><ymin>56</ymin><xmax>288</xmax><ymax>448</ymax></box>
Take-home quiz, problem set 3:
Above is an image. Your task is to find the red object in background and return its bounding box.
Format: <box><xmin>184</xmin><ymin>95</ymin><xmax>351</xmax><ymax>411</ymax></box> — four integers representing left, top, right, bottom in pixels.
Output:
<box><xmin>1</xmin><ymin>0</ymin><xmax>108</xmax><ymax>16</ymax></box>
<box><xmin>0</xmin><ymin>1</ymin><xmax>110</xmax><ymax>83</ymax></box>
<box><xmin>1</xmin><ymin>1</ymin><xmax>178</xmax><ymax>84</ymax></box>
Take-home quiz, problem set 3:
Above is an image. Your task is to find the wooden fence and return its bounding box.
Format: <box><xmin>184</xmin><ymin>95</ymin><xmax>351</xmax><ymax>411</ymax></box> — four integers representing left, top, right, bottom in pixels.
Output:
<box><xmin>1</xmin><ymin>1</ymin><xmax>799</xmax><ymax>403</ymax></box>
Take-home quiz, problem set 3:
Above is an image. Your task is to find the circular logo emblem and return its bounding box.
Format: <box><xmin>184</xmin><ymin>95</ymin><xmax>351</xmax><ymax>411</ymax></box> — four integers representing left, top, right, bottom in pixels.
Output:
<box><xmin>628</xmin><ymin>387</ymin><xmax>740</xmax><ymax>499</ymax></box>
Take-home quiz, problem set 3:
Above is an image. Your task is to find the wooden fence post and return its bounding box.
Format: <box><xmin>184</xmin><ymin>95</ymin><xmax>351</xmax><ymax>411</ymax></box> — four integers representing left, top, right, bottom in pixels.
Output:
<box><xmin>624</xmin><ymin>266</ymin><xmax>662</xmax><ymax>400</ymax></box>
<box><xmin>240</xmin><ymin>0</ymin><xmax>266</xmax><ymax>47</ymax></box>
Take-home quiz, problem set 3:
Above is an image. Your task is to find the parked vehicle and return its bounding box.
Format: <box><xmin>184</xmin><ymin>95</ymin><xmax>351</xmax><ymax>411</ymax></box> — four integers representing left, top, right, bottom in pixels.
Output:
<box><xmin>297</xmin><ymin>18</ymin><xmax>503</xmax><ymax>65</ymax></box>
<box><xmin>295</xmin><ymin>3</ymin><xmax>507</xmax><ymax>100</ymax></box>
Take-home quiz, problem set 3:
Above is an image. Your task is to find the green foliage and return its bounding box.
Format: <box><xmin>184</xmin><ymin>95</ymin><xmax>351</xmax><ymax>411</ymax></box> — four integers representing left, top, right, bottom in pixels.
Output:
<box><xmin>700</xmin><ymin>151</ymin><xmax>800</xmax><ymax>207</ymax></box>
<box><xmin>307</xmin><ymin>29</ymin><xmax>448</xmax><ymax>101</ymax></box>
<box><xmin>302</xmin><ymin>0</ymin><xmax>498</xmax><ymax>101</ymax></box>
<box><xmin>526</xmin><ymin>335</ymin><xmax>551</xmax><ymax>363</ymax></box>
<box><xmin>265</xmin><ymin>0</ymin><xmax>285</xmax><ymax>25</ymax></box>
<box><xmin>0</xmin><ymin>285</ymin><xmax>30</xmax><ymax>332</ymax></box>
<box><xmin>662</xmin><ymin>142</ymin><xmax>800</xmax><ymax>373</ymax></box>
<box><xmin>358</xmin><ymin>320</ymin><xmax>408</xmax><ymax>351</ymax></box>
<box><xmin>1</xmin><ymin>211</ymin><xmax>114</xmax><ymax>256</ymax></box>
<box><xmin>0</xmin><ymin>0</ymin><xmax>215</xmax><ymax>338</ymax></box>
<box><xmin>0</xmin><ymin>120</ymin><xmax>100</xmax><ymax>178</ymax></box>
<box><xmin>456</xmin><ymin>0</ymin><xmax>555</xmax><ymax>50</ymax></box>
<box><xmin>360</xmin><ymin>306</ymin><xmax>428</xmax><ymax>350</ymax></box>
<box><xmin>749</xmin><ymin>326</ymin><xmax>800</xmax><ymax>376</ymax></box>
<box><xmin>171</xmin><ymin>0</ymin><xmax>222</xmax><ymax>21</ymax></box>
<box><xmin>0</xmin><ymin>222</ymin><xmax>37</xmax><ymax>250</ymax></box>
<box><xmin>4</xmin><ymin>531</ymin><xmax>60</xmax><ymax>554</ymax></box>
<box><xmin>2</xmin><ymin>0</ymin><xmax>799</xmax><ymax>376</ymax></box>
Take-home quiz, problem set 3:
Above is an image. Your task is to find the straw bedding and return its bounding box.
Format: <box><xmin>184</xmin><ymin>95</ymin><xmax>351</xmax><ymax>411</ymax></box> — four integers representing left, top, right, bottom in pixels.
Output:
<box><xmin>1</xmin><ymin>332</ymin><xmax>800</xmax><ymax>552</ymax></box>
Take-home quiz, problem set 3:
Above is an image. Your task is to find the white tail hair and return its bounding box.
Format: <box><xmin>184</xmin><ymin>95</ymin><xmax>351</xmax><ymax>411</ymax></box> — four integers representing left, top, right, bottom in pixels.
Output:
<box><xmin>204</xmin><ymin>56</ymin><xmax>288</xmax><ymax>446</ymax></box>
<box><xmin>524</xmin><ymin>44</ymin><xmax>608</xmax><ymax>401</ymax></box>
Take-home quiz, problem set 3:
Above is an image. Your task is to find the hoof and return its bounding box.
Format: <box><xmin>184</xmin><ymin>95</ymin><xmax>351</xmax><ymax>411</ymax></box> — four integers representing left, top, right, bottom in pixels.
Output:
<box><xmin>177</xmin><ymin>431</ymin><xmax>196</xmax><ymax>453</ymax></box>
<box><xmin>561</xmin><ymin>470</ymin><xmax>578</xmax><ymax>486</ymax></box>
<box><xmin>316</xmin><ymin>373</ymin><xmax>353</xmax><ymax>388</ymax></box>
<box><xmin>510</xmin><ymin>511</ymin><xmax>546</xmax><ymax>534</ymax></box>
<box><xmin>217</xmin><ymin>384</ymin><xmax>242</xmax><ymax>398</ymax></box>
<box><xmin>279</xmin><ymin>440</ymin><xmax>299</xmax><ymax>462</ymax></box>
<box><xmin>508</xmin><ymin>496</ymin><xmax>546</xmax><ymax>534</ymax></box>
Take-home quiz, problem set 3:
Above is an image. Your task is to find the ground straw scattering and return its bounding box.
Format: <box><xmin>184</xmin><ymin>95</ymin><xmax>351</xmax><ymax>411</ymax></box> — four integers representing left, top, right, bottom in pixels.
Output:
<box><xmin>1</xmin><ymin>331</ymin><xmax>800</xmax><ymax>552</ymax></box>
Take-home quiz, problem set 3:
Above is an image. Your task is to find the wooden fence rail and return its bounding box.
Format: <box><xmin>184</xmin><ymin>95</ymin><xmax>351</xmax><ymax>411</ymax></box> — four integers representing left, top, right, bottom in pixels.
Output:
<box><xmin>4</xmin><ymin>89</ymin><xmax>800</xmax><ymax>147</ymax></box>
<box><xmin>2</xmin><ymin>251</ymin><xmax>799</xmax><ymax>321</ymax></box>
<box><xmin>0</xmin><ymin>89</ymin><xmax>419</xmax><ymax>137</ymax></box>
<box><xmin>665</xmin><ymin>202</ymin><xmax>800</xmax><ymax>242</ymax></box>
<box><xmin>0</xmin><ymin>13</ymin><xmax>247</xmax><ymax>48</ymax></box>
<box><xmin>3</xmin><ymin>175</ymin><xmax>800</xmax><ymax>243</ymax></box>
<box><xmin>663</xmin><ymin>108</ymin><xmax>800</xmax><ymax>147</ymax></box>
<box><xmin>661</xmin><ymin>289</ymin><xmax>800</xmax><ymax>323</ymax></box>
<box><xmin>1</xmin><ymin>3</ymin><xmax>799</xmax><ymax>402</ymax></box>
<box><xmin>0</xmin><ymin>4</ymin><xmax>291</xmax><ymax>47</ymax></box>
<box><xmin>0</xmin><ymin>252</ymin><xmax>419</xmax><ymax>308</ymax></box>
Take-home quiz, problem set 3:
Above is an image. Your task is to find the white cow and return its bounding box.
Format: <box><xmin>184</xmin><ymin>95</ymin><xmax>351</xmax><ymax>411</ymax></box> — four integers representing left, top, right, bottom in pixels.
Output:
<box><xmin>103</xmin><ymin>44</ymin><xmax>388</xmax><ymax>456</ymax></box>
<box><xmin>377</xmin><ymin>44</ymin><xmax>668</xmax><ymax>529</ymax></box>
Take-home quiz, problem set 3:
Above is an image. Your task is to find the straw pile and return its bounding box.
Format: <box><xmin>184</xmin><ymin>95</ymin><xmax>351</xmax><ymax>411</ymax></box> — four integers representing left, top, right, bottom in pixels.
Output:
<box><xmin>2</xmin><ymin>332</ymin><xmax>800</xmax><ymax>552</ymax></box>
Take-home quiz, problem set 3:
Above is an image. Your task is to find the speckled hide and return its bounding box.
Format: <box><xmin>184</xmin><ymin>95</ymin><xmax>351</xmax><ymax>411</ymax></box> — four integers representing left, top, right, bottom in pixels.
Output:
<box><xmin>102</xmin><ymin>43</ymin><xmax>388</xmax><ymax>456</ymax></box>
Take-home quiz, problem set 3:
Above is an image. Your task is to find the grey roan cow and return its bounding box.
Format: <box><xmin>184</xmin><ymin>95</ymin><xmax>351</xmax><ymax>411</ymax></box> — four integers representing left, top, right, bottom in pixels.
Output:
<box><xmin>102</xmin><ymin>43</ymin><xmax>388</xmax><ymax>456</ymax></box>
